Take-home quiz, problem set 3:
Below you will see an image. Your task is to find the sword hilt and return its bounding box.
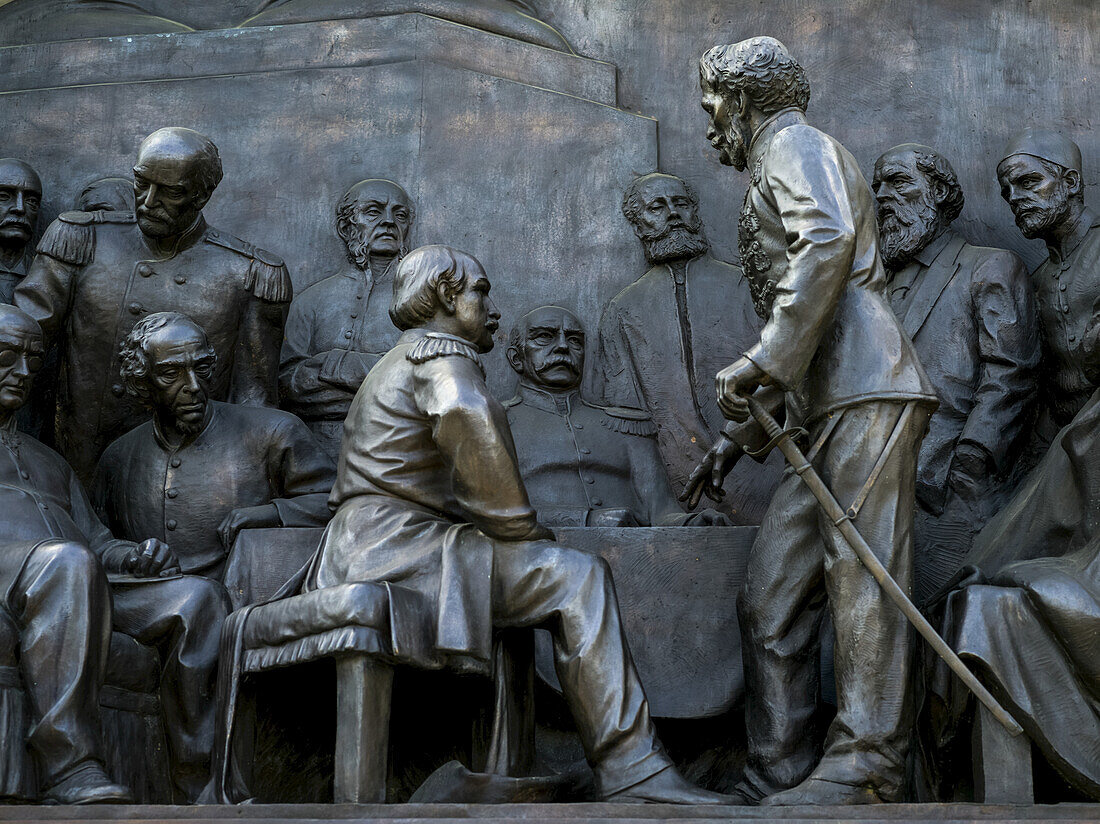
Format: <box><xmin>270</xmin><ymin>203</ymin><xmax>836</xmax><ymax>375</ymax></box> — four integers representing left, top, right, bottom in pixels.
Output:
<box><xmin>746</xmin><ymin>394</ymin><xmax>784</xmax><ymax>439</ymax></box>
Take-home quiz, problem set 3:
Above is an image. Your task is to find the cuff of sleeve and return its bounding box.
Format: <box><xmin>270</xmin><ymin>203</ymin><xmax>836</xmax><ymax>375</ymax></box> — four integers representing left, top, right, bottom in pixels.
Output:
<box><xmin>100</xmin><ymin>540</ymin><xmax>137</xmax><ymax>573</ymax></box>
<box><xmin>318</xmin><ymin>349</ymin><xmax>346</xmax><ymax>384</ymax></box>
<box><xmin>744</xmin><ymin>344</ymin><xmax>788</xmax><ymax>391</ymax></box>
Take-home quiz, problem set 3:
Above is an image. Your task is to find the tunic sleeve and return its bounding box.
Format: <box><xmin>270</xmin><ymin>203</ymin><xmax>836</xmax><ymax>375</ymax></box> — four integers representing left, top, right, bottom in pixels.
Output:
<box><xmin>745</xmin><ymin>129</ymin><xmax>857</xmax><ymax>390</ymax></box>
<box><xmin>69</xmin><ymin>461</ymin><xmax>134</xmax><ymax>572</ymax></box>
<box><xmin>268</xmin><ymin>414</ymin><xmax>338</xmax><ymax>527</ymax></box>
<box><xmin>413</xmin><ymin>355</ymin><xmax>550</xmax><ymax>542</ymax></box>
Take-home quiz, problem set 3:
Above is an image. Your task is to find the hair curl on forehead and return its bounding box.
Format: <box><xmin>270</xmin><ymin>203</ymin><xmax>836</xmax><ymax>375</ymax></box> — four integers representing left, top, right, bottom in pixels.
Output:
<box><xmin>621</xmin><ymin>173</ymin><xmax>699</xmax><ymax>227</ymax></box>
<box><xmin>118</xmin><ymin>311</ymin><xmax>214</xmax><ymax>399</ymax></box>
<box><xmin>700</xmin><ymin>37</ymin><xmax>810</xmax><ymax>116</ymax></box>
<box><xmin>389</xmin><ymin>245</ymin><xmax>474</xmax><ymax>331</ymax></box>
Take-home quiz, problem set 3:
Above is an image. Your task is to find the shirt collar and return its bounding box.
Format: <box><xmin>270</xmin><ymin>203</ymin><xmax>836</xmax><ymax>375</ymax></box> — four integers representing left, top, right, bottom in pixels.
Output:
<box><xmin>1047</xmin><ymin>207</ymin><xmax>1098</xmax><ymax>264</ymax></box>
<box><xmin>748</xmin><ymin>108</ymin><xmax>807</xmax><ymax>168</ymax></box>
<box><xmin>152</xmin><ymin>401</ymin><xmax>215</xmax><ymax>451</ymax></box>
<box><xmin>514</xmin><ymin>381</ymin><xmax>579</xmax><ymax>415</ymax></box>
<box><xmin>913</xmin><ymin>227</ymin><xmax>955</xmax><ymax>268</ymax></box>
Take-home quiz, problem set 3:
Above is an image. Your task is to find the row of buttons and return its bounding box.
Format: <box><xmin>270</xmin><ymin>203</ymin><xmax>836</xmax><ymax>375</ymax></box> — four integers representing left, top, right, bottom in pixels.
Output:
<box><xmin>136</xmin><ymin>263</ymin><xmax>188</xmax><ymax>285</ymax></box>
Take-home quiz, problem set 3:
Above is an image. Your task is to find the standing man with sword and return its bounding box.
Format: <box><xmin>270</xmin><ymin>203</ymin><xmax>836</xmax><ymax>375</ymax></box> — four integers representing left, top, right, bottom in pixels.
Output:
<box><xmin>686</xmin><ymin>37</ymin><xmax>1001</xmax><ymax>805</ymax></box>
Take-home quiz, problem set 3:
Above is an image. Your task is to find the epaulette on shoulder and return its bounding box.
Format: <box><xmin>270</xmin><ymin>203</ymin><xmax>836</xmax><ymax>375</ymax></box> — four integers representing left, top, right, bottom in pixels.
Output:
<box><xmin>406</xmin><ymin>333</ymin><xmax>483</xmax><ymax>371</ymax></box>
<box><xmin>91</xmin><ymin>210</ymin><xmax>136</xmax><ymax>224</ymax></box>
<box><xmin>582</xmin><ymin>399</ymin><xmax>658</xmax><ymax>437</ymax></box>
<box><xmin>205</xmin><ymin>228</ymin><xmax>292</xmax><ymax>303</ymax></box>
<box><xmin>36</xmin><ymin>211</ymin><xmax>99</xmax><ymax>265</ymax></box>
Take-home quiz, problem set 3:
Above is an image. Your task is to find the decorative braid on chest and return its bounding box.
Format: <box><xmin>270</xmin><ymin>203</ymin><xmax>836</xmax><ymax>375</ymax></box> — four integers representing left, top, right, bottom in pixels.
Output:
<box><xmin>738</xmin><ymin>191</ymin><xmax>776</xmax><ymax>319</ymax></box>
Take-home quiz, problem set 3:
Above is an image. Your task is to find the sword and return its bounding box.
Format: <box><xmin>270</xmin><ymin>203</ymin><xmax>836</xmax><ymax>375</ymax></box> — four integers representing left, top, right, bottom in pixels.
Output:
<box><xmin>743</xmin><ymin>393</ymin><xmax>1024</xmax><ymax>737</ymax></box>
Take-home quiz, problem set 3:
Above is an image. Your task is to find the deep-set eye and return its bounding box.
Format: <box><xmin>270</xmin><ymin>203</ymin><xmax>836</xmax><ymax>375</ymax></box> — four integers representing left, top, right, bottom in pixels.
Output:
<box><xmin>0</xmin><ymin>350</ymin><xmax>17</xmax><ymax>367</ymax></box>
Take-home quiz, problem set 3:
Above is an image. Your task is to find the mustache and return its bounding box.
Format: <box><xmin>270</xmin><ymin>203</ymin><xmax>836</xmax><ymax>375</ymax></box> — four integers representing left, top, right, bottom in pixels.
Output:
<box><xmin>539</xmin><ymin>356</ymin><xmax>580</xmax><ymax>371</ymax></box>
<box><xmin>0</xmin><ymin>217</ymin><xmax>32</xmax><ymax>229</ymax></box>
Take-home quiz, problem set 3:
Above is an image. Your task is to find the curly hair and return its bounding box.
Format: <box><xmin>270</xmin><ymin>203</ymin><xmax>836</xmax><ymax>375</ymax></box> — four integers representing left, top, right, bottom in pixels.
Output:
<box><xmin>621</xmin><ymin>173</ymin><xmax>700</xmax><ymax>227</ymax></box>
<box><xmin>699</xmin><ymin>37</ymin><xmax>810</xmax><ymax>116</ymax></box>
<box><xmin>389</xmin><ymin>245</ymin><xmax>475</xmax><ymax>331</ymax></box>
<box><xmin>118</xmin><ymin>312</ymin><xmax>214</xmax><ymax>398</ymax></box>
<box><xmin>912</xmin><ymin>149</ymin><xmax>965</xmax><ymax>224</ymax></box>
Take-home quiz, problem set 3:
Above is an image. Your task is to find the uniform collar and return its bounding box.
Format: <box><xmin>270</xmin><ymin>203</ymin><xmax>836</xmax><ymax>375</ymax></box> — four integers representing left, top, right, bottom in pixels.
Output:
<box><xmin>141</xmin><ymin>214</ymin><xmax>208</xmax><ymax>258</ymax></box>
<box><xmin>748</xmin><ymin>108</ymin><xmax>807</xmax><ymax>168</ymax></box>
<box><xmin>514</xmin><ymin>381</ymin><xmax>579</xmax><ymax>415</ymax></box>
<box><xmin>1047</xmin><ymin>207</ymin><xmax>1098</xmax><ymax>264</ymax></box>
<box><xmin>152</xmin><ymin>401</ymin><xmax>216</xmax><ymax>451</ymax></box>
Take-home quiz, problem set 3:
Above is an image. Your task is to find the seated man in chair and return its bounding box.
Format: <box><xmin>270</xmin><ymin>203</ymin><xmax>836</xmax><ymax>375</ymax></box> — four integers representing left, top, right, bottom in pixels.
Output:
<box><xmin>303</xmin><ymin>244</ymin><xmax>726</xmax><ymax>804</ymax></box>
<box><xmin>0</xmin><ymin>304</ymin><xmax>227</xmax><ymax>804</ymax></box>
<box><xmin>94</xmin><ymin>312</ymin><xmax>335</xmax><ymax>581</ymax></box>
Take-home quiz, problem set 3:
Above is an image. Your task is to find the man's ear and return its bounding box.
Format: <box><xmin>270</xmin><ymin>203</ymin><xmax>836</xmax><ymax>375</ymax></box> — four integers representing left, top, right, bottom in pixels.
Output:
<box><xmin>506</xmin><ymin>343</ymin><xmax>525</xmax><ymax>375</ymax></box>
<box><xmin>1064</xmin><ymin>168</ymin><xmax>1083</xmax><ymax>198</ymax></box>
<box><xmin>734</xmin><ymin>89</ymin><xmax>749</xmax><ymax>120</ymax></box>
<box><xmin>435</xmin><ymin>279</ymin><xmax>457</xmax><ymax>315</ymax></box>
<box><xmin>191</xmin><ymin>187</ymin><xmax>214</xmax><ymax>213</ymax></box>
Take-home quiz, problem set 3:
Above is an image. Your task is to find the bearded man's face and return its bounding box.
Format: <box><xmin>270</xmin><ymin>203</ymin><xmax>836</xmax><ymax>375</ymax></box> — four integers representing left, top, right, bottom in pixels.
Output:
<box><xmin>873</xmin><ymin>152</ymin><xmax>946</xmax><ymax>270</ymax></box>
<box><xmin>340</xmin><ymin>181</ymin><xmax>413</xmax><ymax>270</ymax></box>
<box><xmin>631</xmin><ymin>178</ymin><xmax>709</xmax><ymax>264</ymax></box>
<box><xmin>998</xmin><ymin>154</ymin><xmax>1075</xmax><ymax>240</ymax></box>
<box><xmin>700</xmin><ymin>77</ymin><xmax>749</xmax><ymax>171</ymax></box>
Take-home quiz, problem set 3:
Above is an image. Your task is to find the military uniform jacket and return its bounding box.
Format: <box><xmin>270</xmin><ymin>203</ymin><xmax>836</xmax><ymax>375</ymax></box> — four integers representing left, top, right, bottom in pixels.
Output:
<box><xmin>1030</xmin><ymin>213</ymin><xmax>1100</xmax><ymax>426</ymax></box>
<box><xmin>888</xmin><ymin>230</ymin><xmax>1039</xmax><ymax>513</ymax></box>
<box><xmin>504</xmin><ymin>383</ymin><xmax>688</xmax><ymax>527</ymax></box>
<box><xmin>0</xmin><ymin>417</ymin><xmax>133</xmax><ymax>601</ymax></box>
<box><xmin>93</xmin><ymin>401</ymin><xmax>335</xmax><ymax>575</ymax></box>
<box><xmin>306</xmin><ymin>329</ymin><xmax>551</xmax><ymax>674</ymax></box>
<box><xmin>14</xmin><ymin>211</ymin><xmax>291</xmax><ymax>483</ymax></box>
<box><xmin>737</xmin><ymin>109</ymin><xmax>936</xmax><ymax>423</ymax></box>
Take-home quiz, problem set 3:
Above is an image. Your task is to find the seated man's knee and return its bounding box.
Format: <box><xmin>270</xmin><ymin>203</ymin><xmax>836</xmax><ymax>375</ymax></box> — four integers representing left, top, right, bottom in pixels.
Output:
<box><xmin>30</xmin><ymin>539</ymin><xmax>101</xmax><ymax>579</ymax></box>
<box><xmin>175</xmin><ymin>576</ymin><xmax>232</xmax><ymax>626</ymax></box>
<box><xmin>544</xmin><ymin>544</ymin><xmax>612</xmax><ymax>595</ymax></box>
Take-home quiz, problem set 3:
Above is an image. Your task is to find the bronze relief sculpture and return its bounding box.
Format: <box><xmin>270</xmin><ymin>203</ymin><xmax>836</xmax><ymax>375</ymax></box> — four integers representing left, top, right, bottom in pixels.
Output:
<box><xmin>2</xmin><ymin>0</ymin><xmax>1100</xmax><ymax>810</ymax></box>
<box><xmin>14</xmin><ymin>127</ymin><xmax>291</xmax><ymax>484</ymax></box>
<box><xmin>94</xmin><ymin>312</ymin><xmax>335</xmax><ymax>580</ymax></box>
<box><xmin>505</xmin><ymin>304</ymin><xmax>728</xmax><ymax>527</ymax></box>
<box><xmin>280</xmin><ymin>179</ymin><xmax>413</xmax><ymax>460</ymax></box>
<box><xmin>872</xmin><ymin>143</ymin><xmax>1040</xmax><ymax>604</ymax></box>
<box><xmin>692</xmin><ymin>36</ymin><xmax>936</xmax><ymax>804</ymax></box>
<box><xmin>597</xmin><ymin>173</ymin><xmax>780</xmax><ymax>524</ymax></box>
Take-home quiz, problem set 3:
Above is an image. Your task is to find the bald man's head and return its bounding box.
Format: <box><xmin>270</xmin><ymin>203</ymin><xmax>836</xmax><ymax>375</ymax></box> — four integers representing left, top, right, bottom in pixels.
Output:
<box><xmin>0</xmin><ymin>158</ymin><xmax>42</xmax><ymax>253</ymax></box>
<box><xmin>507</xmin><ymin>305</ymin><xmax>586</xmax><ymax>390</ymax></box>
<box><xmin>133</xmin><ymin>128</ymin><xmax>222</xmax><ymax>239</ymax></box>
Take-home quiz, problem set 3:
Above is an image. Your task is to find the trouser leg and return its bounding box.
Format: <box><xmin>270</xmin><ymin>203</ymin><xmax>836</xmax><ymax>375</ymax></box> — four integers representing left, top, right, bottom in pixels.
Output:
<box><xmin>737</xmin><ymin>468</ymin><xmax>830</xmax><ymax>800</ymax></box>
<box><xmin>8</xmin><ymin>540</ymin><xmax>111</xmax><ymax>788</ymax></box>
<box><xmin>111</xmin><ymin>576</ymin><xmax>230</xmax><ymax>802</ymax></box>
<box><xmin>815</xmin><ymin>402</ymin><xmax>928</xmax><ymax>800</ymax></box>
<box><xmin>490</xmin><ymin>542</ymin><xmax>669</xmax><ymax>796</ymax></box>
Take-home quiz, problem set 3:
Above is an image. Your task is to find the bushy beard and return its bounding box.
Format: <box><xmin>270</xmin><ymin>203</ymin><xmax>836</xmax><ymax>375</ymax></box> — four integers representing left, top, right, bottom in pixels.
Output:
<box><xmin>344</xmin><ymin>227</ymin><xmax>407</xmax><ymax>271</ymax></box>
<box><xmin>878</xmin><ymin>195</ymin><xmax>944</xmax><ymax>270</ymax></box>
<box><xmin>1013</xmin><ymin>184</ymin><xmax>1072</xmax><ymax>240</ymax></box>
<box><xmin>641</xmin><ymin>222</ymin><xmax>710</xmax><ymax>264</ymax></box>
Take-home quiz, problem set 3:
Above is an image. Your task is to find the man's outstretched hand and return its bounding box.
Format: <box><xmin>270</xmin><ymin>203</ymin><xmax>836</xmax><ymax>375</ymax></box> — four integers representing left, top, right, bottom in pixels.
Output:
<box><xmin>680</xmin><ymin>435</ymin><xmax>742</xmax><ymax>510</ymax></box>
<box><xmin>716</xmin><ymin>357</ymin><xmax>766</xmax><ymax>422</ymax></box>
